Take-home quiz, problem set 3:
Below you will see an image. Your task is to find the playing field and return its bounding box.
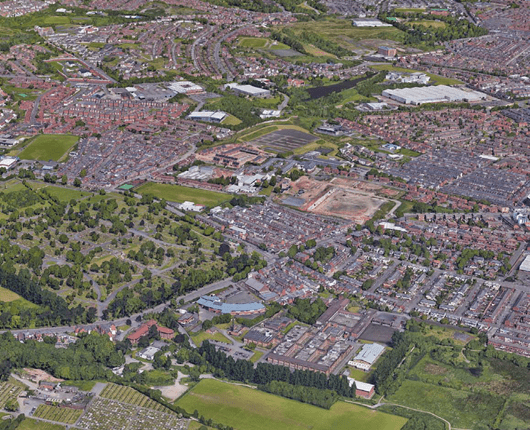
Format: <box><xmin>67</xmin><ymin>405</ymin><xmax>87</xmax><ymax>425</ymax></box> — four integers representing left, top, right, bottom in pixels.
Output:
<box><xmin>18</xmin><ymin>134</ymin><xmax>79</xmax><ymax>162</ymax></box>
<box><xmin>239</xmin><ymin>37</ymin><xmax>268</xmax><ymax>48</ymax></box>
<box><xmin>137</xmin><ymin>183</ymin><xmax>231</xmax><ymax>207</ymax></box>
<box><xmin>176</xmin><ymin>379</ymin><xmax>407</xmax><ymax>430</ymax></box>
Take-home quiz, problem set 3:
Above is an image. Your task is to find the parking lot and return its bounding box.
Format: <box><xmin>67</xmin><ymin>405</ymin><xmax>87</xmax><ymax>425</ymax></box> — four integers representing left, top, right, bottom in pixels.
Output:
<box><xmin>249</xmin><ymin>129</ymin><xmax>318</xmax><ymax>153</ymax></box>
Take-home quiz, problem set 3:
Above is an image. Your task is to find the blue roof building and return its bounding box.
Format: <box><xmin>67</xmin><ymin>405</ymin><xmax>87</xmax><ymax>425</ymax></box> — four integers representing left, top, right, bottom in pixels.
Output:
<box><xmin>197</xmin><ymin>295</ymin><xmax>266</xmax><ymax>316</ymax></box>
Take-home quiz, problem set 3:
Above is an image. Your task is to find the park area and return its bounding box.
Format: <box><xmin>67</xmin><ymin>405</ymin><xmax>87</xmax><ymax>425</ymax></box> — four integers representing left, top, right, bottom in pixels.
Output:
<box><xmin>176</xmin><ymin>379</ymin><xmax>407</xmax><ymax>430</ymax></box>
<box><xmin>285</xmin><ymin>18</ymin><xmax>405</xmax><ymax>52</ymax></box>
<box><xmin>136</xmin><ymin>182</ymin><xmax>230</xmax><ymax>207</ymax></box>
<box><xmin>18</xmin><ymin>134</ymin><xmax>79</xmax><ymax>162</ymax></box>
<box><xmin>385</xmin><ymin>324</ymin><xmax>530</xmax><ymax>430</ymax></box>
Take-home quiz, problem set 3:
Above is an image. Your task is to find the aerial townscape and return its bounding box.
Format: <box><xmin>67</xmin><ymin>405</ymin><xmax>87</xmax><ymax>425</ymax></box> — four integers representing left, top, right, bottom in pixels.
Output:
<box><xmin>0</xmin><ymin>0</ymin><xmax>528</xmax><ymax>429</ymax></box>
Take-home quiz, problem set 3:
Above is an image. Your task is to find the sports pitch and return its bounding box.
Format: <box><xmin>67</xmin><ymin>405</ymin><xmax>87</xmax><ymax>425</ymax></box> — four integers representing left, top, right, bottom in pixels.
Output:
<box><xmin>136</xmin><ymin>182</ymin><xmax>230</xmax><ymax>207</ymax></box>
<box><xmin>18</xmin><ymin>134</ymin><xmax>79</xmax><ymax>162</ymax></box>
<box><xmin>176</xmin><ymin>379</ymin><xmax>407</xmax><ymax>430</ymax></box>
<box><xmin>249</xmin><ymin>129</ymin><xmax>317</xmax><ymax>153</ymax></box>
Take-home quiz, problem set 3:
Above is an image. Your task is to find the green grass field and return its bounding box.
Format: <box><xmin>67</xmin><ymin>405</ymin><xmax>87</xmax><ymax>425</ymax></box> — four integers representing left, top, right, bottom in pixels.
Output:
<box><xmin>287</xmin><ymin>18</ymin><xmax>404</xmax><ymax>49</ymax></box>
<box><xmin>394</xmin><ymin>7</ymin><xmax>426</xmax><ymax>12</ymax></box>
<box><xmin>387</xmin><ymin>379</ymin><xmax>504</xmax><ymax>429</ymax></box>
<box><xmin>371</xmin><ymin>64</ymin><xmax>463</xmax><ymax>86</ymax></box>
<box><xmin>62</xmin><ymin>380</ymin><xmax>97</xmax><ymax>391</ymax></box>
<box><xmin>0</xmin><ymin>286</ymin><xmax>22</xmax><ymax>302</ymax></box>
<box><xmin>42</xmin><ymin>186</ymin><xmax>91</xmax><ymax>202</ymax></box>
<box><xmin>176</xmin><ymin>379</ymin><xmax>407</xmax><ymax>430</ymax></box>
<box><xmin>250</xmin><ymin>351</ymin><xmax>264</xmax><ymax>363</ymax></box>
<box><xmin>137</xmin><ymin>183</ymin><xmax>231</xmax><ymax>207</ymax></box>
<box><xmin>16</xmin><ymin>419</ymin><xmax>65</xmax><ymax>430</ymax></box>
<box><xmin>239</xmin><ymin>37</ymin><xmax>268</xmax><ymax>48</ymax></box>
<box><xmin>293</xmin><ymin>141</ymin><xmax>339</xmax><ymax>156</ymax></box>
<box><xmin>408</xmin><ymin>20</ymin><xmax>447</xmax><ymax>28</ymax></box>
<box><xmin>223</xmin><ymin>114</ymin><xmax>242</xmax><ymax>126</ymax></box>
<box><xmin>18</xmin><ymin>135</ymin><xmax>79</xmax><ymax>162</ymax></box>
<box><xmin>191</xmin><ymin>331</ymin><xmax>231</xmax><ymax>345</ymax></box>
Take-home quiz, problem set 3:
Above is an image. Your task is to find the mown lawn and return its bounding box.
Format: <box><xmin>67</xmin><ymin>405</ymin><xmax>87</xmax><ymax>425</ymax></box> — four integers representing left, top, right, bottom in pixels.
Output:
<box><xmin>191</xmin><ymin>331</ymin><xmax>231</xmax><ymax>346</ymax></box>
<box><xmin>16</xmin><ymin>418</ymin><xmax>65</xmax><ymax>430</ymax></box>
<box><xmin>42</xmin><ymin>186</ymin><xmax>91</xmax><ymax>202</ymax></box>
<box><xmin>18</xmin><ymin>135</ymin><xmax>79</xmax><ymax>162</ymax></box>
<box><xmin>239</xmin><ymin>37</ymin><xmax>268</xmax><ymax>48</ymax></box>
<box><xmin>176</xmin><ymin>379</ymin><xmax>407</xmax><ymax>430</ymax></box>
<box><xmin>137</xmin><ymin>183</ymin><xmax>231</xmax><ymax>207</ymax></box>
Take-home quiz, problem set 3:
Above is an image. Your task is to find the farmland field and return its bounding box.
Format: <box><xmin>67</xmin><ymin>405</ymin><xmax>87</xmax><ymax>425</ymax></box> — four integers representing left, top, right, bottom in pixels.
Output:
<box><xmin>18</xmin><ymin>135</ymin><xmax>79</xmax><ymax>162</ymax></box>
<box><xmin>176</xmin><ymin>379</ymin><xmax>407</xmax><ymax>430</ymax></box>
<box><xmin>137</xmin><ymin>183</ymin><xmax>231</xmax><ymax>207</ymax></box>
<box><xmin>33</xmin><ymin>405</ymin><xmax>83</xmax><ymax>424</ymax></box>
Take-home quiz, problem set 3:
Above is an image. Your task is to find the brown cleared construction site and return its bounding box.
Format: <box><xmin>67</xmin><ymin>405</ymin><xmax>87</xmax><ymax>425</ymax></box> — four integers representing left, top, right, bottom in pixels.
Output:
<box><xmin>281</xmin><ymin>176</ymin><xmax>396</xmax><ymax>223</ymax></box>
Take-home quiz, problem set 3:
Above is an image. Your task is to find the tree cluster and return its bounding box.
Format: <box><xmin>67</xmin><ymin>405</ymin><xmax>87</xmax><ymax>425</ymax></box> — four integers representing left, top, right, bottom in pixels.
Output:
<box><xmin>197</xmin><ymin>341</ymin><xmax>356</xmax><ymax>398</ymax></box>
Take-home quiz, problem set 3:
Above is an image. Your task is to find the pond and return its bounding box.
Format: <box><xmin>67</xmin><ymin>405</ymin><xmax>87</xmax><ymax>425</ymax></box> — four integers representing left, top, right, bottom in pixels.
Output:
<box><xmin>305</xmin><ymin>73</ymin><xmax>374</xmax><ymax>100</ymax></box>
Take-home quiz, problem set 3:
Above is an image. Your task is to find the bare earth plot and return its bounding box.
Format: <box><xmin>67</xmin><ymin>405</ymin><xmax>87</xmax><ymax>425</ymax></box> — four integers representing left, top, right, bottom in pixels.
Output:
<box><xmin>283</xmin><ymin>177</ymin><xmax>392</xmax><ymax>224</ymax></box>
<box><xmin>309</xmin><ymin>188</ymin><xmax>387</xmax><ymax>223</ymax></box>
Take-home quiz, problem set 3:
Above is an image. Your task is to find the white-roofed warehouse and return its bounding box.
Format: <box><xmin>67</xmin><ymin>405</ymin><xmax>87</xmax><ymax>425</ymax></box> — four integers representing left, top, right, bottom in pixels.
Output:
<box><xmin>348</xmin><ymin>343</ymin><xmax>386</xmax><ymax>370</ymax></box>
<box><xmin>187</xmin><ymin>111</ymin><xmax>228</xmax><ymax>123</ymax></box>
<box><xmin>382</xmin><ymin>85</ymin><xmax>486</xmax><ymax>105</ymax></box>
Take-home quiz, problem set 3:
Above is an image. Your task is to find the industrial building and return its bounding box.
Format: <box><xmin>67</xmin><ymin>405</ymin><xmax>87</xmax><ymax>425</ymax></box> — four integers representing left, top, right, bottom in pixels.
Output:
<box><xmin>348</xmin><ymin>342</ymin><xmax>385</xmax><ymax>370</ymax></box>
<box><xmin>382</xmin><ymin>85</ymin><xmax>486</xmax><ymax>105</ymax></box>
<box><xmin>0</xmin><ymin>156</ymin><xmax>18</xmax><ymax>170</ymax></box>
<box><xmin>224</xmin><ymin>83</ymin><xmax>271</xmax><ymax>98</ymax></box>
<box><xmin>378</xmin><ymin>46</ymin><xmax>397</xmax><ymax>57</ymax></box>
<box><xmin>347</xmin><ymin>378</ymin><xmax>376</xmax><ymax>399</ymax></box>
<box><xmin>137</xmin><ymin>346</ymin><xmax>160</xmax><ymax>361</ymax></box>
<box><xmin>0</xmin><ymin>135</ymin><xmax>19</xmax><ymax>147</ymax></box>
<box><xmin>519</xmin><ymin>255</ymin><xmax>530</xmax><ymax>272</ymax></box>
<box><xmin>352</xmin><ymin>18</ymin><xmax>392</xmax><ymax>27</ymax></box>
<box><xmin>177</xmin><ymin>201</ymin><xmax>205</xmax><ymax>212</ymax></box>
<box><xmin>386</xmin><ymin>71</ymin><xmax>430</xmax><ymax>85</ymax></box>
<box><xmin>187</xmin><ymin>111</ymin><xmax>228</xmax><ymax>123</ymax></box>
<box><xmin>168</xmin><ymin>81</ymin><xmax>205</xmax><ymax>95</ymax></box>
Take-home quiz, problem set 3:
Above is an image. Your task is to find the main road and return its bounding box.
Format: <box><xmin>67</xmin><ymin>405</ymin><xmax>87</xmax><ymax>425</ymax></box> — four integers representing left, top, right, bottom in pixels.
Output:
<box><xmin>4</xmin><ymin>277</ymin><xmax>235</xmax><ymax>339</ymax></box>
